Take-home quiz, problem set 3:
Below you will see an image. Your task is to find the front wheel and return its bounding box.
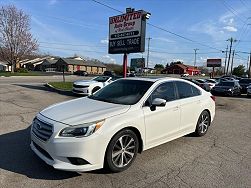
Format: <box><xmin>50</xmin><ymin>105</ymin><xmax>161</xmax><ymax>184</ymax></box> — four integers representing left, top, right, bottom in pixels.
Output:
<box><xmin>105</xmin><ymin>129</ymin><xmax>139</xmax><ymax>172</ymax></box>
<box><xmin>195</xmin><ymin>110</ymin><xmax>211</xmax><ymax>136</ymax></box>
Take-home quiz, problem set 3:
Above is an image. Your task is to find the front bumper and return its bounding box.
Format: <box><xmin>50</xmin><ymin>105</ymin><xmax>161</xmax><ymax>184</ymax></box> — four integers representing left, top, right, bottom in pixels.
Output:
<box><xmin>72</xmin><ymin>87</ymin><xmax>89</xmax><ymax>95</ymax></box>
<box><xmin>30</xmin><ymin>115</ymin><xmax>108</xmax><ymax>172</ymax></box>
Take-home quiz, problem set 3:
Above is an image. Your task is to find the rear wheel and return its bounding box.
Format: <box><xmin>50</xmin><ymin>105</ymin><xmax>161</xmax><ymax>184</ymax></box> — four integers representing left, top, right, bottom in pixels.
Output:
<box><xmin>195</xmin><ymin>110</ymin><xmax>211</xmax><ymax>136</ymax></box>
<box><xmin>105</xmin><ymin>129</ymin><xmax>139</xmax><ymax>172</ymax></box>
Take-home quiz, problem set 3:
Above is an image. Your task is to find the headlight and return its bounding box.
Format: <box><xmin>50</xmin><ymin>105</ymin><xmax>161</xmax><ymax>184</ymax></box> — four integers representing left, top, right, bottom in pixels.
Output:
<box><xmin>59</xmin><ymin>120</ymin><xmax>105</xmax><ymax>137</ymax></box>
<box><xmin>228</xmin><ymin>88</ymin><xmax>232</xmax><ymax>91</ymax></box>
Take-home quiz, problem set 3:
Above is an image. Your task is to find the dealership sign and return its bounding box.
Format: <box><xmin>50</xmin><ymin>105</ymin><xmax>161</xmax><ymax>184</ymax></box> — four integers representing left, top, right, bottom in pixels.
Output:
<box><xmin>207</xmin><ymin>59</ymin><xmax>222</xmax><ymax>67</ymax></box>
<box><xmin>109</xmin><ymin>10</ymin><xmax>146</xmax><ymax>54</ymax></box>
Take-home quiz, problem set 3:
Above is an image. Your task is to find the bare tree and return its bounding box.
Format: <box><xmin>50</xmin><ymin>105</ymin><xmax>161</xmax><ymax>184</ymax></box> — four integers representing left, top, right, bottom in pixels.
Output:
<box><xmin>0</xmin><ymin>5</ymin><xmax>38</xmax><ymax>73</ymax></box>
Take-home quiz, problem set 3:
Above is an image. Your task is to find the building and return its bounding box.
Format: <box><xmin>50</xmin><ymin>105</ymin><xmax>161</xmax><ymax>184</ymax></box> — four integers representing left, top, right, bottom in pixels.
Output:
<box><xmin>40</xmin><ymin>59</ymin><xmax>58</xmax><ymax>72</ymax></box>
<box><xmin>55</xmin><ymin>58</ymin><xmax>106</xmax><ymax>74</ymax></box>
<box><xmin>163</xmin><ymin>64</ymin><xmax>200</xmax><ymax>75</ymax></box>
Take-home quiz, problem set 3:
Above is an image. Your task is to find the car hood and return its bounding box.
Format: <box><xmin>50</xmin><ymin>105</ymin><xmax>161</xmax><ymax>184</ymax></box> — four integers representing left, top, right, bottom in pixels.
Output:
<box><xmin>74</xmin><ymin>80</ymin><xmax>97</xmax><ymax>86</ymax></box>
<box><xmin>39</xmin><ymin>97</ymin><xmax>130</xmax><ymax>125</ymax></box>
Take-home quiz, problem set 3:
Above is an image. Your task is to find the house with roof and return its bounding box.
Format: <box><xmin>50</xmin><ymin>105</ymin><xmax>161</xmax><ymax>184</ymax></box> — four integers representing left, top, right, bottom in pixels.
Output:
<box><xmin>55</xmin><ymin>58</ymin><xmax>106</xmax><ymax>74</ymax></box>
<box><xmin>40</xmin><ymin>59</ymin><xmax>58</xmax><ymax>72</ymax></box>
<box><xmin>163</xmin><ymin>63</ymin><xmax>200</xmax><ymax>75</ymax></box>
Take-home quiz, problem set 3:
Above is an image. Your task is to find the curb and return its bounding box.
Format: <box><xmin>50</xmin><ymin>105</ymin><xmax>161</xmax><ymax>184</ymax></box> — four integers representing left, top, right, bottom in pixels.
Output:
<box><xmin>44</xmin><ymin>83</ymin><xmax>75</xmax><ymax>96</ymax></box>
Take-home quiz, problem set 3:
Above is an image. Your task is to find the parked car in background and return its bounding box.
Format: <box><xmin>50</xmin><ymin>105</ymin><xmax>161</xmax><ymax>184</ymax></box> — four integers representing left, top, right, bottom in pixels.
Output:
<box><xmin>204</xmin><ymin>79</ymin><xmax>218</xmax><ymax>89</ymax></box>
<box><xmin>183</xmin><ymin>78</ymin><xmax>210</xmax><ymax>91</ymax></box>
<box><xmin>73</xmin><ymin>70</ymin><xmax>88</xmax><ymax>76</ymax></box>
<box><xmin>72</xmin><ymin>76</ymin><xmax>113</xmax><ymax>95</ymax></box>
<box><xmin>180</xmin><ymin>73</ymin><xmax>189</xmax><ymax>77</ymax></box>
<box><xmin>103</xmin><ymin>70</ymin><xmax>116</xmax><ymax>77</ymax></box>
<box><xmin>239</xmin><ymin>78</ymin><xmax>251</xmax><ymax>93</ymax></box>
<box><xmin>211</xmin><ymin>81</ymin><xmax>241</xmax><ymax>96</ymax></box>
<box><xmin>30</xmin><ymin>77</ymin><xmax>215</xmax><ymax>172</ymax></box>
<box><xmin>196</xmin><ymin>79</ymin><xmax>215</xmax><ymax>90</ymax></box>
<box><xmin>247</xmin><ymin>85</ymin><xmax>251</xmax><ymax>97</ymax></box>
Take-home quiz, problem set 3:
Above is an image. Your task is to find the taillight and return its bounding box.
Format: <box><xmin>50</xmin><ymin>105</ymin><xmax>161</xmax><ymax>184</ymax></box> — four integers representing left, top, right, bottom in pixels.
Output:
<box><xmin>210</xmin><ymin>95</ymin><xmax>216</xmax><ymax>102</ymax></box>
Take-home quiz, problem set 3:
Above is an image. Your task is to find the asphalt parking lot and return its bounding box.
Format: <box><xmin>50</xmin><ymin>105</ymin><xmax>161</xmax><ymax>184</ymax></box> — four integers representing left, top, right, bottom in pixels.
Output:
<box><xmin>0</xmin><ymin>79</ymin><xmax>251</xmax><ymax>188</ymax></box>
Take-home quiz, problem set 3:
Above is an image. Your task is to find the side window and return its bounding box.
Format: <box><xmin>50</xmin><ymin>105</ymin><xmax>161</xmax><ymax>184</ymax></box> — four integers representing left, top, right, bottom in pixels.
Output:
<box><xmin>176</xmin><ymin>81</ymin><xmax>199</xmax><ymax>99</ymax></box>
<box><xmin>191</xmin><ymin>85</ymin><xmax>201</xmax><ymax>96</ymax></box>
<box><xmin>149</xmin><ymin>82</ymin><xmax>176</xmax><ymax>103</ymax></box>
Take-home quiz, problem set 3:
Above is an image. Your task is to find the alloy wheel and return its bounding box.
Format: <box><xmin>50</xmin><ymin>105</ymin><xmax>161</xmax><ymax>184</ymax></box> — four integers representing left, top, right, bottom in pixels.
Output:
<box><xmin>111</xmin><ymin>135</ymin><xmax>136</xmax><ymax>168</ymax></box>
<box><xmin>198</xmin><ymin>113</ymin><xmax>209</xmax><ymax>134</ymax></box>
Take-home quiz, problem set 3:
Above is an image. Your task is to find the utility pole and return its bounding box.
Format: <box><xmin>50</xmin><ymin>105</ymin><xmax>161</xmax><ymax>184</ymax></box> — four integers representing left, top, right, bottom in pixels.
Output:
<box><xmin>249</xmin><ymin>51</ymin><xmax>251</xmax><ymax>78</ymax></box>
<box><xmin>194</xmin><ymin>48</ymin><xmax>199</xmax><ymax>67</ymax></box>
<box><xmin>226</xmin><ymin>37</ymin><xmax>237</xmax><ymax>75</ymax></box>
<box><xmin>247</xmin><ymin>56</ymin><xmax>249</xmax><ymax>71</ymax></box>
<box><xmin>230</xmin><ymin>50</ymin><xmax>235</xmax><ymax>75</ymax></box>
<box><xmin>146</xmin><ymin>37</ymin><xmax>152</xmax><ymax>75</ymax></box>
<box><xmin>223</xmin><ymin>45</ymin><xmax>228</xmax><ymax>75</ymax></box>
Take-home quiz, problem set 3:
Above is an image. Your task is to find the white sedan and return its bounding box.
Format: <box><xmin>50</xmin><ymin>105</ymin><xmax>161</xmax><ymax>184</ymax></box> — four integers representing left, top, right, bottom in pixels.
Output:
<box><xmin>72</xmin><ymin>76</ymin><xmax>113</xmax><ymax>95</ymax></box>
<box><xmin>30</xmin><ymin>77</ymin><xmax>215</xmax><ymax>172</ymax></box>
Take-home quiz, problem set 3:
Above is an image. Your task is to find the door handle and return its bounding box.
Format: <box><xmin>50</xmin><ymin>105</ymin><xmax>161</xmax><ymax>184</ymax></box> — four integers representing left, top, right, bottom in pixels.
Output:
<box><xmin>173</xmin><ymin>106</ymin><xmax>179</xmax><ymax>111</ymax></box>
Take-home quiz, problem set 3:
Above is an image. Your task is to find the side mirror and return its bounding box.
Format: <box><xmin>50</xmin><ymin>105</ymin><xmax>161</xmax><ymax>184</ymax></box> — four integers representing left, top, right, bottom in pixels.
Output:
<box><xmin>152</xmin><ymin>98</ymin><xmax>167</xmax><ymax>107</ymax></box>
<box><xmin>150</xmin><ymin>98</ymin><xmax>166</xmax><ymax>111</ymax></box>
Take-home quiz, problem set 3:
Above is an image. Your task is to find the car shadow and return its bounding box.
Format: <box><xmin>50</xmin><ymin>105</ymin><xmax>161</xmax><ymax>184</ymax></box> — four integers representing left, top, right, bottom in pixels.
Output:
<box><xmin>13</xmin><ymin>84</ymin><xmax>77</xmax><ymax>97</ymax></box>
<box><xmin>0</xmin><ymin>126</ymin><xmax>80</xmax><ymax>180</ymax></box>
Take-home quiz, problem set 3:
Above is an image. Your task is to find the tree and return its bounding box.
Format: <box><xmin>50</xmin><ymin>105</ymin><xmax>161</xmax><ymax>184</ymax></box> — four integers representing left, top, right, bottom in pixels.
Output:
<box><xmin>170</xmin><ymin>61</ymin><xmax>183</xmax><ymax>66</ymax></box>
<box><xmin>154</xmin><ymin>64</ymin><xmax>164</xmax><ymax>74</ymax></box>
<box><xmin>165</xmin><ymin>63</ymin><xmax>169</xmax><ymax>69</ymax></box>
<box><xmin>0</xmin><ymin>5</ymin><xmax>38</xmax><ymax>73</ymax></box>
<box><xmin>232</xmin><ymin>65</ymin><xmax>245</xmax><ymax>77</ymax></box>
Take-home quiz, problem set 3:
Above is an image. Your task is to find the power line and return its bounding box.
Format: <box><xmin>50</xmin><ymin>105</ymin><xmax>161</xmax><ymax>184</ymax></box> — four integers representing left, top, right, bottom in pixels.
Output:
<box><xmin>149</xmin><ymin>50</ymin><xmax>222</xmax><ymax>54</ymax></box>
<box><xmin>39</xmin><ymin>41</ymin><xmax>107</xmax><ymax>47</ymax></box>
<box><xmin>221</xmin><ymin>0</ymin><xmax>247</xmax><ymax>23</ymax></box>
<box><xmin>91</xmin><ymin>0</ymin><xmax>223</xmax><ymax>52</ymax></box>
<box><xmin>39</xmin><ymin>46</ymin><xmax>106</xmax><ymax>53</ymax></box>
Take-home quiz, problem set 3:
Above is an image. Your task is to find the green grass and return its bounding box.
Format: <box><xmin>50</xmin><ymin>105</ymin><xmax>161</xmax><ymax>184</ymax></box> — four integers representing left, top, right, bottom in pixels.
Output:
<box><xmin>0</xmin><ymin>72</ymin><xmax>41</xmax><ymax>77</ymax></box>
<box><xmin>48</xmin><ymin>82</ymin><xmax>73</xmax><ymax>90</ymax></box>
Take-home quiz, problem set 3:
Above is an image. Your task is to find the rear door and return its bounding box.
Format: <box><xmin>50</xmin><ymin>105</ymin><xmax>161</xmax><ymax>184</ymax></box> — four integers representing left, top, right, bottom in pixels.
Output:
<box><xmin>175</xmin><ymin>81</ymin><xmax>202</xmax><ymax>133</ymax></box>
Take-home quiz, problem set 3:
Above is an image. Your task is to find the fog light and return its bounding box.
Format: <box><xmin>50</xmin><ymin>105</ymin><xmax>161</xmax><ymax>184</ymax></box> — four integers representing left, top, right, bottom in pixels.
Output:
<box><xmin>67</xmin><ymin>157</ymin><xmax>90</xmax><ymax>165</ymax></box>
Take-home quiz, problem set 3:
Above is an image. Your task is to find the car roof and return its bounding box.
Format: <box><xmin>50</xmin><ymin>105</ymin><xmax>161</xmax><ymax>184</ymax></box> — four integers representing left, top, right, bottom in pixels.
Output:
<box><xmin>120</xmin><ymin>77</ymin><xmax>184</xmax><ymax>82</ymax></box>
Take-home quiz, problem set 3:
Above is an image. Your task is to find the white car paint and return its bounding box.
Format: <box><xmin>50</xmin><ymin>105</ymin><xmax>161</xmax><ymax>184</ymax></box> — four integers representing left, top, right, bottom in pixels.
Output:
<box><xmin>72</xmin><ymin>76</ymin><xmax>112</xmax><ymax>95</ymax></box>
<box><xmin>30</xmin><ymin>77</ymin><xmax>215</xmax><ymax>172</ymax></box>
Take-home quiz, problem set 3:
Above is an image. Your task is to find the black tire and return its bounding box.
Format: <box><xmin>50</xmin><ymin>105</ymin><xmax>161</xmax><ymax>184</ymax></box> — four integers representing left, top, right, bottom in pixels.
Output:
<box><xmin>92</xmin><ymin>87</ymin><xmax>100</xmax><ymax>94</ymax></box>
<box><xmin>105</xmin><ymin>129</ymin><xmax>139</xmax><ymax>172</ymax></box>
<box><xmin>195</xmin><ymin>110</ymin><xmax>211</xmax><ymax>137</ymax></box>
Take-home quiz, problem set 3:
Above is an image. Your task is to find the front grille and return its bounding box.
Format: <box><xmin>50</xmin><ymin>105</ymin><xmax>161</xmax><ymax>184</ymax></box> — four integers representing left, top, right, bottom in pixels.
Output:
<box><xmin>73</xmin><ymin>84</ymin><xmax>88</xmax><ymax>88</ymax></box>
<box><xmin>32</xmin><ymin>118</ymin><xmax>53</xmax><ymax>141</ymax></box>
<box><xmin>73</xmin><ymin>89</ymin><xmax>88</xmax><ymax>94</ymax></box>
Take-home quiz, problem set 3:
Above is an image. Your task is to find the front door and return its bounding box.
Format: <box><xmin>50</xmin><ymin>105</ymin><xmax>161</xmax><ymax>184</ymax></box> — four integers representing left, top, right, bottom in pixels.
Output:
<box><xmin>143</xmin><ymin>81</ymin><xmax>181</xmax><ymax>148</ymax></box>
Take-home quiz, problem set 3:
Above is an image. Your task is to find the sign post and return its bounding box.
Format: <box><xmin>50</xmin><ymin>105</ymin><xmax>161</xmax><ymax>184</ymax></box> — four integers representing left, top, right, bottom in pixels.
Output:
<box><xmin>109</xmin><ymin>8</ymin><xmax>150</xmax><ymax>77</ymax></box>
<box><xmin>207</xmin><ymin>58</ymin><xmax>222</xmax><ymax>78</ymax></box>
<box><xmin>123</xmin><ymin>53</ymin><xmax>127</xmax><ymax>78</ymax></box>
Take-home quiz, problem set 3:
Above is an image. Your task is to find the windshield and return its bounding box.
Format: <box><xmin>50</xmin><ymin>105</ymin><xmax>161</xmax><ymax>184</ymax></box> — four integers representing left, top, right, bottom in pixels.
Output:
<box><xmin>217</xmin><ymin>82</ymin><xmax>235</xmax><ymax>86</ymax></box>
<box><xmin>93</xmin><ymin>76</ymin><xmax>110</xmax><ymax>82</ymax></box>
<box><xmin>88</xmin><ymin>79</ymin><xmax>153</xmax><ymax>105</ymax></box>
